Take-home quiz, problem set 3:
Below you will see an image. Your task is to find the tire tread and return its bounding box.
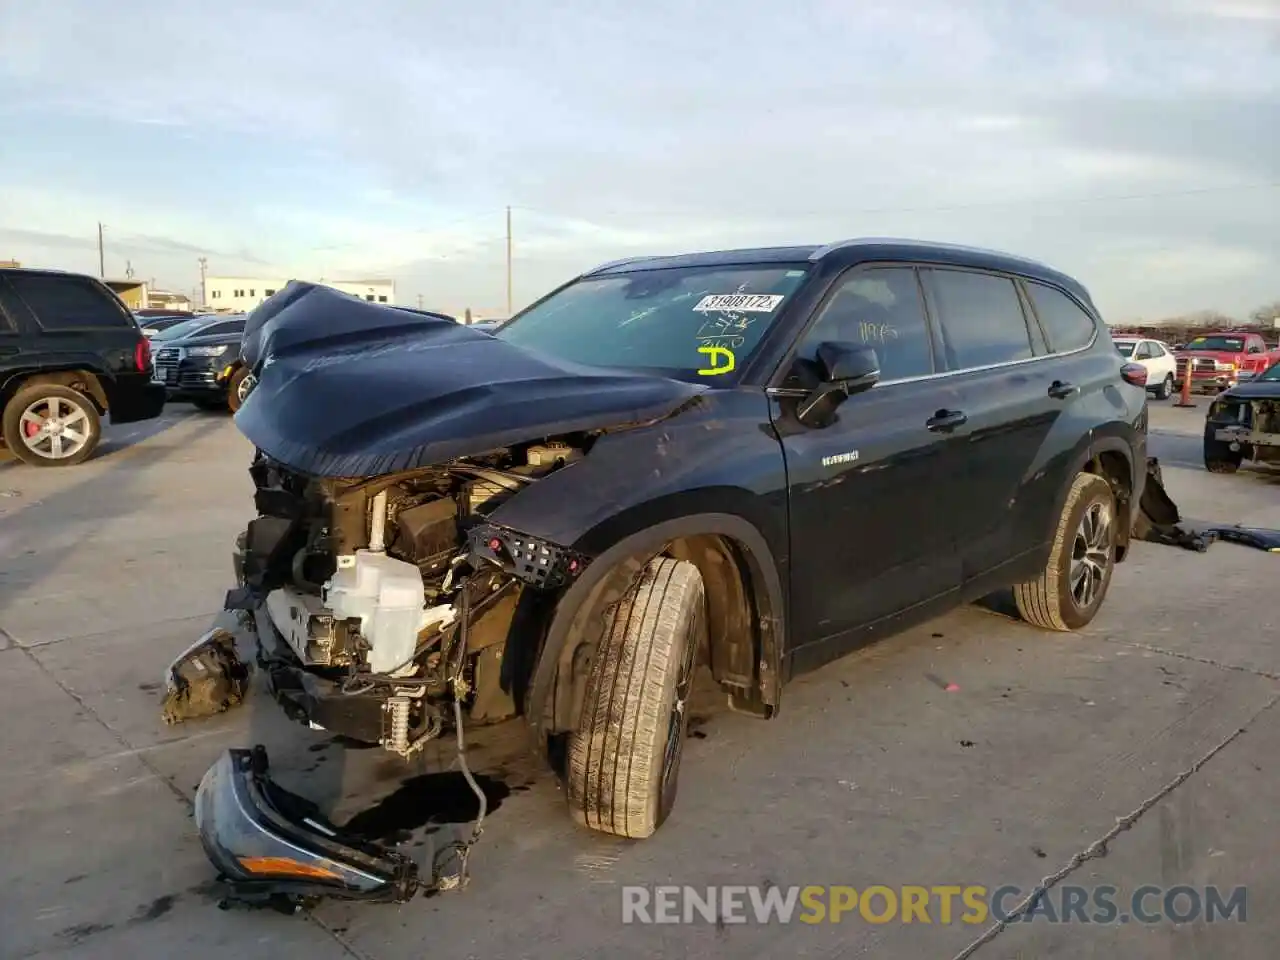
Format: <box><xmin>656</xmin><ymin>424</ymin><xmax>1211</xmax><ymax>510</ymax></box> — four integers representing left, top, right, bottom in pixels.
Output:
<box><xmin>1013</xmin><ymin>472</ymin><xmax>1113</xmax><ymax>632</ymax></box>
<box><xmin>567</xmin><ymin>557</ymin><xmax>703</xmax><ymax>838</ymax></box>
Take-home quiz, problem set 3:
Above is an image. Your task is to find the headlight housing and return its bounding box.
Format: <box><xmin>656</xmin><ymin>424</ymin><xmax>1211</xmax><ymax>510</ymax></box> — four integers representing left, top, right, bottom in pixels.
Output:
<box><xmin>188</xmin><ymin>344</ymin><xmax>229</xmax><ymax>358</ymax></box>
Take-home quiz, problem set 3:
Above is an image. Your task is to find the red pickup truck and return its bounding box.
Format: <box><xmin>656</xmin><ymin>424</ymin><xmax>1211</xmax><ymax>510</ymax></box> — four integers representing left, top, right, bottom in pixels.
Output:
<box><xmin>1174</xmin><ymin>331</ymin><xmax>1280</xmax><ymax>395</ymax></box>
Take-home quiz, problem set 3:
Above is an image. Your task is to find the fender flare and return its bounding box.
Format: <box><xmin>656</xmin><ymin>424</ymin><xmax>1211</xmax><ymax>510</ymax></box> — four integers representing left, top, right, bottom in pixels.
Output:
<box><xmin>525</xmin><ymin>511</ymin><xmax>787</xmax><ymax>753</ymax></box>
<box><xmin>1045</xmin><ymin>432</ymin><xmax>1137</xmax><ymax>551</ymax></box>
<box><xmin>1</xmin><ymin>365</ymin><xmax>111</xmax><ymax>414</ymax></box>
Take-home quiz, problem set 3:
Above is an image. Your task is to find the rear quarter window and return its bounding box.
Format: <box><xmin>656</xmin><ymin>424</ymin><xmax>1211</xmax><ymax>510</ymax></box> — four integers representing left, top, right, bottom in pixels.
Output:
<box><xmin>1025</xmin><ymin>281</ymin><xmax>1097</xmax><ymax>353</ymax></box>
<box><xmin>7</xmin><ymin>274</ymin><xmax>134</xmax><ymax>331</ymax></box>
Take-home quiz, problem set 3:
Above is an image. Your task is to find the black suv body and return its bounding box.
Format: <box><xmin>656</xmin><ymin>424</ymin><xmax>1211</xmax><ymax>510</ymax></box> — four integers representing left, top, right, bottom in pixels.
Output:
<box><xmin>201</xmin><ymin>239</ymin><xmax>1147</xmax><ymax>845</ymax></box>
<box><xmin>151</xmin><ymin>314</ymin><xmax>251</xmax><ymax>412</ymax></box>
<box><xmin>0</xmin><ymin>267</ymin><xmax>165</xmax><ymax>466</ymax></box>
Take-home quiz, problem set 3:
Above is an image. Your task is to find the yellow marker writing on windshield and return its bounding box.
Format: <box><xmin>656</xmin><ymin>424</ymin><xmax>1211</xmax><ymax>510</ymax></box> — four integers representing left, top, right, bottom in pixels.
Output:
<box><xmin>697</xmin><ymin>344</ymin><xmax>736</xmax><ymax>376</ymax></box>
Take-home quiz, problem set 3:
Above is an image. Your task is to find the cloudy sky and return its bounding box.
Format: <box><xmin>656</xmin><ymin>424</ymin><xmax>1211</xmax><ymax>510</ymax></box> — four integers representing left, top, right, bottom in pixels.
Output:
<box><xmin>1</xmin><ymin>0</ymin><xmax>1277</xmax><ymax>320</ymax></box>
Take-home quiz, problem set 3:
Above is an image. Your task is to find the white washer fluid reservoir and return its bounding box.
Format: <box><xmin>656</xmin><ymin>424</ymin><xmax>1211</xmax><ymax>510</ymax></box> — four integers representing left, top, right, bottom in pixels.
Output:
<box><xmin>324</xmin><ymin>550</ymin><xmax>426</xmax><ymax>674</ymax></box>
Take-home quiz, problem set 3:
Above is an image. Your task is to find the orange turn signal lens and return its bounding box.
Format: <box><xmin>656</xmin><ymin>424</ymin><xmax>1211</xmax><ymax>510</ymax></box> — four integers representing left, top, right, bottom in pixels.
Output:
<box><xmin>237</xmin><ymin>856</ymin><xmax>341</xmax><ymax>880</ymax></box>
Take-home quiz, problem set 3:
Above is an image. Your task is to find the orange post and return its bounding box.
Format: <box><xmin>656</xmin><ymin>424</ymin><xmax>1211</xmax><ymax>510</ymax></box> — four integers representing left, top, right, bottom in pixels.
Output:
<box><xmin>1174</xmin><ymin>362</ymin><xmax>1196</xmax><ymax>408</ymax></box>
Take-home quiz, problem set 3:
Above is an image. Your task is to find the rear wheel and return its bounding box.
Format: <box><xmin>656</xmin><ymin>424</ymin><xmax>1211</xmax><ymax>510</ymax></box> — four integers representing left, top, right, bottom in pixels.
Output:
<box><xmin>1013</xmin><ymin>472</ymin><xmax>1117</xmax><ymax>632</ymax></box>
<box><xmin>566</xmin><ymin>556</ymin><xmax>705</xmax><ymax>839</ymax></box>
<box><xmin>1</xmin><ymin>384</ymin><xmax>102</xmax><ymax>467</ymax></box>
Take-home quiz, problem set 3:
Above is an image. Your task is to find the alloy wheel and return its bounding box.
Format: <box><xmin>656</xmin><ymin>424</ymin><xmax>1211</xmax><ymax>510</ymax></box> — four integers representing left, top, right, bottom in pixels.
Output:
<box><xmin>1069</xmin><ymin>500</ymin><xmax>1113</xmax><ymax>608</ymax></box>
<box><xmin>19</xmin><ymin>396</ymin><xmax>92</xmax><ymax>460</ymax></box>
<box><xmin>236</xmin><ymin>372</ymin><xmax>257</xmax><ymax>404</ymax></box>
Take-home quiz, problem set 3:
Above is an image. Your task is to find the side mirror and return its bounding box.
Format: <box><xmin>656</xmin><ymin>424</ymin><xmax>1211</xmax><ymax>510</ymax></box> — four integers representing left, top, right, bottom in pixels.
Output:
<box><xmin>797</xmin><ymin>341</ymin><xmax>880</xmax><ymax>423</ymax></box>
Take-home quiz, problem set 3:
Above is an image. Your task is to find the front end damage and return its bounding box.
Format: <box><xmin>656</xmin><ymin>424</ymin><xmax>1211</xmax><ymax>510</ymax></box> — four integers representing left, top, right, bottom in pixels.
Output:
<box><xmin>229</xmin><ymin>440</ymin><xmax>592</xmax><ymax>758</ymax></box>
<box><xmin>185</xmin><ymin>441</ymin><xmax>595</xmax><ymax>907</ymax></box>
<box><xmin>176</xmin><ymin>281</ymin><xmax>709</xmax><ymax>907</ymax></box>
<box><xmin>1206</xmin><ymin>395</ymin><xmax>1280</xmax><ymax>466</ymax></box>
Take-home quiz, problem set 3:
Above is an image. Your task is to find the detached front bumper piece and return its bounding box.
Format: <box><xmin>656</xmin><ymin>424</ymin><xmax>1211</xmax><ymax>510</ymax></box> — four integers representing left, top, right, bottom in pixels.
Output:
<box><xmin>195</xmin><ymin>746</ymin><xmax>419</xmax><ymax>909</ymax></box>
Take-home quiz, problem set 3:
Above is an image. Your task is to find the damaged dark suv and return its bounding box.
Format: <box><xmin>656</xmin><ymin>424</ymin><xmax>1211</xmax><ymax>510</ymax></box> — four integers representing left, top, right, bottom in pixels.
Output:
<box><xmin>208</xmin><ymin>239</ymin><xmax>1148</xmax><ymax>848</ymax></box>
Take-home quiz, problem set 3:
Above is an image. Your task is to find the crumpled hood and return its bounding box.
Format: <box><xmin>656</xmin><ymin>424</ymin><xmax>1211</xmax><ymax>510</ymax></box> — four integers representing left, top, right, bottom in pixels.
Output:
<box><xmin>234</xmin><ymin>281</ymin><xmax>707</xmax><ymax>478</ymax></box>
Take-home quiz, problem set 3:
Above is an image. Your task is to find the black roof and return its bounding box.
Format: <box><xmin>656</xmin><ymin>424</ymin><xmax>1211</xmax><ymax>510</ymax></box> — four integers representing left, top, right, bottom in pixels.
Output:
<box><xmin>585</xmin><ymin>237</ymin><xmax>1090</xmax><ymax>305</ymax></box>
<box><xmin>0</xmin><ymin>266</ymin><xmax>103</xmax><ymax>280</ymax></box>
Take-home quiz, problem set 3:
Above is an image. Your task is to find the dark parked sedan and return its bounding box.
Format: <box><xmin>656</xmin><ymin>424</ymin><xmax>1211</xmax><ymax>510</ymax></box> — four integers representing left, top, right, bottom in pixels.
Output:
<box><xmin>150</xmin><ymin>314</ymin><xmax>250</xmax><ymax>411</ymax></box>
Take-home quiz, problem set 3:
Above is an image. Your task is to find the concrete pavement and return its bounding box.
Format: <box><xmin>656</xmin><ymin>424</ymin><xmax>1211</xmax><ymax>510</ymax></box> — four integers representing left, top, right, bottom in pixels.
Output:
<box><xmin>0</xmin><ymin>400</ymin><xmax>1276</xmax><ymax>959</ymax></box>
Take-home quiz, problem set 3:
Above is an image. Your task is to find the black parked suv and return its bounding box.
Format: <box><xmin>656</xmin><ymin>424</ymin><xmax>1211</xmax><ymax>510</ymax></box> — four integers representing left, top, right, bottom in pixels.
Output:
<box><xmin>200</xmin><ymin>238</ymin><xmax>1148</xmax><ymax>853</ymax></box>
<box><xmin>151</xmin><ymin>314</ymin><xmax>253</xmax><ymax>412</ymax></box>
<box><xmin>0</xmin><ymin>268</ymin><xmax>165</xmax><ymax>466</ymax></box>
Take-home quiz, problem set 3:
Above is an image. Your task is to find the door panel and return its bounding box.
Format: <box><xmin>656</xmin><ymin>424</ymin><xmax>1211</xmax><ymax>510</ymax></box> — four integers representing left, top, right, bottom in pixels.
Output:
<box><xmin>772</xmin><ymin>264</ymin><xmax>965</xmax><ymax>653</ymax></box>
<box><xmin>944</xmin><ymin>366</ymin><xmax>1064</xmax><ymax>578</ymax></box>
<box><xmin>774</xmin><ymin>380</ymin><xmax>967</xmax><ymax>646</ymax></box>
<box><xmin>921</xmin><ymin>268</ymin><xmax>1066</xmax><ymax>581</ymax></box>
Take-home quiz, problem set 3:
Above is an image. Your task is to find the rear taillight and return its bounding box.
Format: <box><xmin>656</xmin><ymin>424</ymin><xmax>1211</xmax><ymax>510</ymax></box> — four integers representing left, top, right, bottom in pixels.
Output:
<box><xmin>135</xmin><ymin>338</ymin><xmax>152</xmax><ymax>372</ymax></box>
<box><xmin>1120</xmin><ymin>362</ymin><xmax>1148</xmax><ymax>387</ymax></box>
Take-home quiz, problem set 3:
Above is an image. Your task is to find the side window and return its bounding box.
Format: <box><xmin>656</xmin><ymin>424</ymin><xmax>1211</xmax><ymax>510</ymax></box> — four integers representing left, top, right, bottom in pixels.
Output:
<box><xmin>795</xmin><ymin>267</ymin><xmax>934</xmax><ymax>381</ymax></box>
<box><xmin>1134</xmin><ymin>342</ymin><xmax>1152</xmax><ymax>360</ymax></box>
<box><xmin>7</xmin><ymin>274</ymin><xmax>131</xmax><ymax>330</ymax></box>
<box><xmin>1148</xmin><ymin>342</ymin><xmax>1166</xmax><ymax>357</ymax></box>
<box><xmin>1025</xmin><ymin>281</ymin><xmax>1097</xmax><ymax>353</ymax></box>
<box><xmin>927</xmin><ymin>269</ymin><xmax>1032</xmax><ymax>370</ymax></box>
<box><xmin>202</xmin><ymin>319</ymin><xmax>246</xmax><ymax>337</ymax></box>
<box><xmin>1247</xmin><ymin>337</ymin><xmax>1263</xmax><ymax>354</ymax></box>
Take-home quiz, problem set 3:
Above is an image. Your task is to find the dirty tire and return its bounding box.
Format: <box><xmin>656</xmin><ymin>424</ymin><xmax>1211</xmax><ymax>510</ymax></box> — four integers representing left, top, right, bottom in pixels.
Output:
<box><xmin>227</xmin><ymin>367</ymin><xmax>252</xmax><ymax>413</ymax></box>
<box><xmin>1013</xmin><ymin>472</ymin><xmax>1117</xmax><ymax>632</ymax></box>
<box><xmin>2</xmin><ymin>383</ymin><xmax>102</xmax><ymax>467</ymax></box>
<box><xmin>566</xmin><ymin>556</ymin><xmax>705</xmax><ymax>839</ymax></box>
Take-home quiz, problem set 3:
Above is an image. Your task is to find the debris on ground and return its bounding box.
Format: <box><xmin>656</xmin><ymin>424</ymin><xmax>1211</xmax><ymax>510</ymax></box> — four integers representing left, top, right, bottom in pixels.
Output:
<box><xmin>1134</xmin><ymin>457</ymin><xmax>1280</xmax><ymax>554</ymax></box>
<box><xmin>161</xmin><ymin>628</ymin><xmax>250</xmax><ymax>724</ymax></box>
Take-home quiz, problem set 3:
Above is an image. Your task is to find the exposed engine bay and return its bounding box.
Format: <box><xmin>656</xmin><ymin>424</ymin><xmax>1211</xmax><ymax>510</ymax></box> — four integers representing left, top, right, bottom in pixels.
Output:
<box><xmin>1209</xmin><ymin>397</ymin><xmax>1280</xmax><ymax>463</ymax></box>
<box><xmin>225</xmin><ymin>436</ymin><xmax>592</xmax><ymax>759</ymax></box>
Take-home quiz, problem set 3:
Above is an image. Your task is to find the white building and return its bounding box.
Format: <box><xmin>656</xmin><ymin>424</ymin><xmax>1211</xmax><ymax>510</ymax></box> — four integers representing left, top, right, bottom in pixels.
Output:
<box><xmin>205</xmin><ymin>276</ymin><xmax>396</xmax><ymax>312</ymax></box>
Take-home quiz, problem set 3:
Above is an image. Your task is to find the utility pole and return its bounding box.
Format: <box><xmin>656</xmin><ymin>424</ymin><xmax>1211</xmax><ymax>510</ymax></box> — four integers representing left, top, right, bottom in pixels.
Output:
<box><xmin>417</xmin><ymin>293</ymin><xmax>424</xmax><ymax>310</ymax></box>
<box><xmin>198</xmin><ymin>257</ymin><xmax>208</xmax><ymax>307</ymax></box>
<box><xmin>97</xmin><ymin>223</ymin><xmax>105</xmax><ymax>278</ymax></box>
<box><xmin>505</xmin><ymin>205</ymin><xmax>513</xmax><ymax>316</ymax></box>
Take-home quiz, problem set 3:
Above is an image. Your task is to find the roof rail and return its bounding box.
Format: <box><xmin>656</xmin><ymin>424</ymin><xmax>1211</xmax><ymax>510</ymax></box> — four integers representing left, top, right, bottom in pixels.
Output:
<box><xmin>807</xmin><ymin>239</ymin><xmax>865</xmax><ymax>261</ymax></box>
<box><xmin>583</xmin><ymin>255</ymin><xmax>661</xmax><ymax>276</ymax></box>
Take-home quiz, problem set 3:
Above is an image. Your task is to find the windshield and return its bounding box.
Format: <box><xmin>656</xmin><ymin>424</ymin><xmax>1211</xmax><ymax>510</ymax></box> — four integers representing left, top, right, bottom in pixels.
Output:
<box><xmin>139</xmin><ymin>315</ymin><xmax>190</xmax><ymax>332</ymax></box>
<box><xmin>496</xmin><ymin>264</ymin><xmax>811</xmax><ymax>380</ymax></box>
<box><xmin>1257</xmin><ymin>360</ymin><xmax>1280</xmax><ymax>382</ymax></box>
<box><xmin>1185</xmin><ymin>335</ymin><xmax>1245</xmax><ymax>351</ymax></box>
<box><xmin>1115</xmin><ymin>341</ymin><xmax>1136</xmax><ymax>357</ymax></box>
<box><xmin>150</xmin><ymin>317</ymin><xmax>217</xmax><ymax>341</ymax></box>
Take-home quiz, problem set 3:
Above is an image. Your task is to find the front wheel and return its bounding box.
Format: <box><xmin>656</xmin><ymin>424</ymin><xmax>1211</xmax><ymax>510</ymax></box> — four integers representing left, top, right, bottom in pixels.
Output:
<box><xmin>227</xmin><ymin>367</ymin><xmax>256</xmax><ymax>413</ymax></box>
<box><xmin>1155</xmin><ymin>373</ymin><xmax>1174</xmax><ymax>400</ymax></box>
<box><xmin>1204</xmin><ymin>437</ymin><xmax>1243</xmax><ymax>474</ymax></box>
<box><xmin>1013</xmin><ymin>472</ymin><xmax>1117</xmax><ymax>632</ymax></box>
<box><xmin>1</xmin><ymin>384</ymin><xmax>102</xmax><ymax>467</ymax></box>
<box><xmin>566</xmin><ymin>556</ymin><xmax>705</xmax><ymax>839</ymax></box>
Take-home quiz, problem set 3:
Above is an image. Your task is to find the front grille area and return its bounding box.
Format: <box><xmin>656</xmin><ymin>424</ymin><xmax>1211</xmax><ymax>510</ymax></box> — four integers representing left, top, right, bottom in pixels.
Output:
<box><xmin>153</xmin><ymin>347</ymin><xmax>181</xmax><ymax>383</ymax></box>
<box><xmin>178</xmin><ymin>369</ymin><xmax>219</xmax><ymax>389</ymax></box>
<box><xmin>1176</xmin><ymin>357</ymin><xmax>1217</xmax><ymax>375</ymax></box>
